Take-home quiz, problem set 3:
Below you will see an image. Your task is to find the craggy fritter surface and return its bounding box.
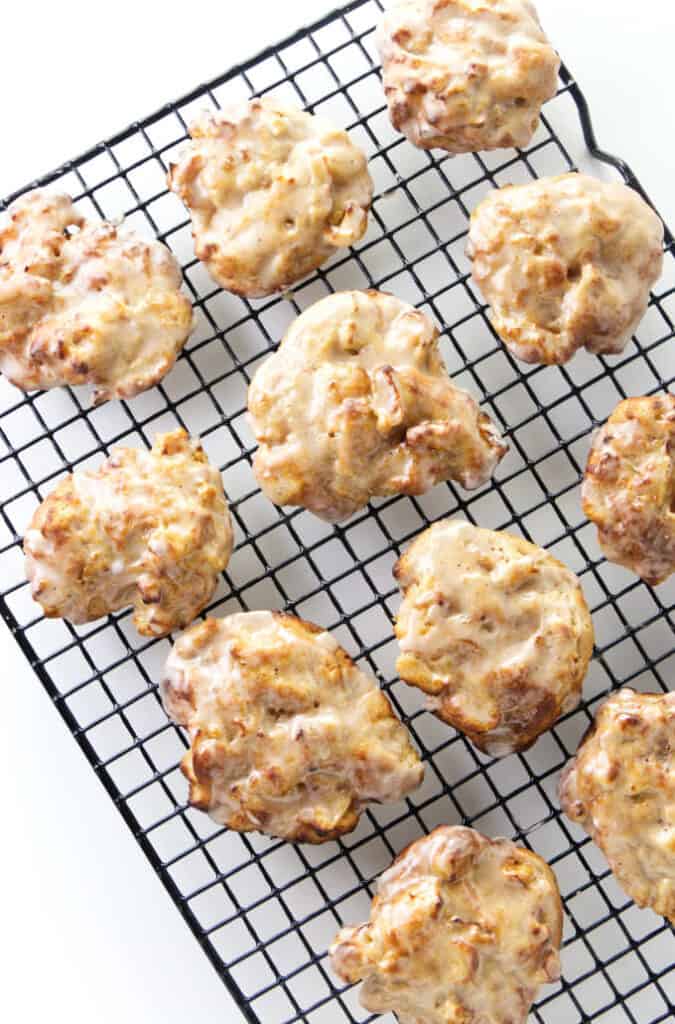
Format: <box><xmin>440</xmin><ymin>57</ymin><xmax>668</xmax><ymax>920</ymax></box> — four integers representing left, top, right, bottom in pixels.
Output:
<box><xmin>330</xmin><ymin>825</ymin><xmax>562</xmax><ymax>1024</ymax></box>
<box><xmin>376</xmin><ymin>0</ymin><xmax>559</xmax><ymax>153</ymax></box>
<box><xmin>161</xmin><ymin>611</ymin><xmax>423</xmax><ymax>843</ymax></box>
<box><xmin>394</xmin><ymin>519</ymin><xmax>594</xmax><ymax>755</ymax></box>
<box><xmin>248</xmin><ymin>290</ymin><xmax>507</xmax><ymax>522</ymax></box>
<box><xmin>24</xmin><ymin>430</ymin><xmax>233</xmax><ymax>637</ymax></box>
<box><xmin>469</xmin><ymin>173</ymin><xmax>664</xmax><ymax>364</ymax></box>
<box><xmin>167</xmin><ymin>99</ymin><xmax>373</xmax><ymax>297</ymax></box>
<box><xmin>560</xmin><ymin>688</ymin><xmax>675</xmax><ymax>924</ymax></box>
<box><xmin>0</xmin><ymin>190</ymin><xmax>193</xmax><ymax>403</ymax></box>
<box><xmin>582</xmin><ymin>394</ymin><xmax>675</xmax><ymax>586</ymax></box>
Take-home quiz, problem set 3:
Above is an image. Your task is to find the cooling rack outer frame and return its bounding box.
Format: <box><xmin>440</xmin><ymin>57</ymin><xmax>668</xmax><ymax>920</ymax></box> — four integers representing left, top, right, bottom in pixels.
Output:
<box><xmin>1</xmin><ymin>2</ymin><xmax>673</xmax><ymax>1023</ymax></box>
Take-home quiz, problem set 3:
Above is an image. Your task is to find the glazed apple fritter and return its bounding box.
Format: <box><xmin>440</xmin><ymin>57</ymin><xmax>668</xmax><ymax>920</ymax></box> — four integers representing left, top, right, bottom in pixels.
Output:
<box><xmin>24</xmin><ymin>429</ymin><xmax>232</xmax><ymax>637</ymax></box>
<box><xmin>167</xmin><ymin>98</ymin><xmax>373</xmax><ymax>297</ymax></box>
<box><xmin>249</xmin><ymin>290</ymin><xmax>506</xmax><ymax>522</ymax></box>
<box><xmin>394</xmin><ymin>519</ymin><xmax>594</xmax><ymax>755</ymax></box>
<box><xmin>377</xmin><ymin>0</ymin><xmax>560</xmax><ymax>153</ymax></box>
<box><xmin>330</xmin><ymin>825</ymin><xmax>562</xmax><ymax>1024</ymax></box>
<box><xmin>161</xmin><ymin>610</ymin><xmax>424</xmax><ymax>843</ymax></box>
<box><xmin>0</xmin><ymin>190</ymin><xmax>193</xmax><ymax>403</ymax></box>
<box><xmin>582</xmin><ymin>394</ymin><xmax>675</xmax><ymax>586</ymax></box>
<box><xmin>560</xmin><ymin>688</ymin><xmax>675</xmax><ymax>924</ymax></box>
<box><xmin>469</xmin><ymin>173</ymin><xmax>664</xmax><ymax>364</ymax></box>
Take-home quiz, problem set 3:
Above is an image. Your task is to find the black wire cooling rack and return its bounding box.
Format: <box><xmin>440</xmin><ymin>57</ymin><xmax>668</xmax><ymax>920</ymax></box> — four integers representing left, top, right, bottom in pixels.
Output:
<box><xmin>2</xmin><ymin>1</ymin><xmax>674</xmax><ymax>1021</ymax></box>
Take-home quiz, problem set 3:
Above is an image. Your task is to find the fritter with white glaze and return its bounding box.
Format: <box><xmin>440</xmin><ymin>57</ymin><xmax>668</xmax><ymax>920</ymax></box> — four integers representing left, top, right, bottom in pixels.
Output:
<box><xmin>24</xmin><ymin>430</ymin><xmax>232</xmax><ymax>636</ymax></box>
<box><xmin>161</xmin><ymin>610</ymin><xmax>423</xmax><ymax>843</ymax></box>
<box><xmin>330</xmin><ymin>825</ymin><xmax>562</xmax><ymax>1023</ymax></box>
<box><xmin>0</xmin><ymin>190</ymin><xmax>193</xmax><ymax>403</ymax></box>
<box><xmin>249</xmin><ymin>290</ymin><xmax>506</xmax><ymax>522</ymax></box>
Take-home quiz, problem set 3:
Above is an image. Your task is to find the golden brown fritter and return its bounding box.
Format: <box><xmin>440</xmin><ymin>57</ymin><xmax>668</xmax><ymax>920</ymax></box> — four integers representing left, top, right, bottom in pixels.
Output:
<box><xmin>469</xmin><ymin>173</ymin><xmax>664</xmax><ymax>364</ymax></box>
<box><xmin>560</xmin><ymin>688</ymin><xmax>675</xmax><ymax>924</ymax></box>
<box><xmin>248</xmin><ymin>290</ymin><xmax>506</xmax><ymax>522</ymax></box>
<box><xmin>24</xmin><ymin>430</ymin><xmax>233</xmax><ymax>637</ymax></box>
<box><xmin>330</xmin><ymin>825</ymin><xmax>562</xmax><ymax>1024</ymax></box>
<box><xmin>376</xmin><ymin>0</ymin><xmax>560</xmax><ymax>153</ymax></box>
<box><xmin>394</xmin><ymin>519</ymin><xmax>594</xmax><ymax>755</ymax></box>
<box><xmin>0</xmin><ymin>190</ymin><xmax>193</xmax><ymax>403</ymax></box>
<box><xmin>167</xmin><ymin>99</ymin><xmax>373</xmax><ymax>297</ymax></box>
<box><xmin>161</xmin><ymin>611</ymin><xmax>423</xmax><ymax>843</ymax></box>
<box><xmin>582</xmin><ymin>394</ymin><xmax>675</xmax><ymax>586</ymax></box>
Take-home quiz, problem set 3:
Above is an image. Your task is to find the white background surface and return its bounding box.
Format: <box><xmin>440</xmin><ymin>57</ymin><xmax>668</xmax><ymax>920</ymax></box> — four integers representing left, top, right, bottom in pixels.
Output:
<box><xmin>1</xmin><ymin>3</ymin><xmax>673</xmax><ymax>1023</ymax></box>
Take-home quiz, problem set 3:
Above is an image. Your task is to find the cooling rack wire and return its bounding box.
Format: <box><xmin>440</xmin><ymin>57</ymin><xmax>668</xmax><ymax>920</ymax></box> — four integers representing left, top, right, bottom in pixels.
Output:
<box><xmin>1</xmin><ymin>1</ymin><xmax>673</xmax><ymax>1021</ymax></box>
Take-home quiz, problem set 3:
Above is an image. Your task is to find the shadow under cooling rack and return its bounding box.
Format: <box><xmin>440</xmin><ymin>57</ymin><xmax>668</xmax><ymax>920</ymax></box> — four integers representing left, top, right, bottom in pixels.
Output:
<box><xmin>1</xmin><ymin>1</ymin><xmax>674</xmax><ymax>1022</ymax></box>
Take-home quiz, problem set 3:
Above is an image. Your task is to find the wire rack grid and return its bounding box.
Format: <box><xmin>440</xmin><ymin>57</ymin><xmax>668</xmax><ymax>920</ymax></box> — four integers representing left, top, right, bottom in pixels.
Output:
<box><xmin>1</xmin><ymin>1</ymin><xmax>674</xmax><ymax>1022</ymax></box>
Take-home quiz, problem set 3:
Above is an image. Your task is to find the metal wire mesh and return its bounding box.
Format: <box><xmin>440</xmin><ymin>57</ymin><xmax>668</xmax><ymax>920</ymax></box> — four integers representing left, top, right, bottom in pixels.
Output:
<box><xmin>2</xmin><ymin>1</ymin><xmax>674</xmax><ymax>1021</ymax></box>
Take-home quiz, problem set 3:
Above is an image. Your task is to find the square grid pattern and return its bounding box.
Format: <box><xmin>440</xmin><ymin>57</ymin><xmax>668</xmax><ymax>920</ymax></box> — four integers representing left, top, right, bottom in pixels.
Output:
<box><xmin>2</xmin><ymin>1</ymin><xmax>674</xmax><ymax>1021</ymax></box>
